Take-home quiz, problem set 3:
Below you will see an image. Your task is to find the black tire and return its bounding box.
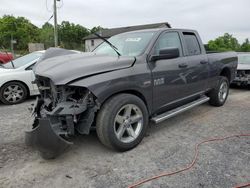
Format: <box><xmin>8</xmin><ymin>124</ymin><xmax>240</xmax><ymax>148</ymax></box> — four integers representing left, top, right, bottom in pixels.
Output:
<box><xmin>0</xmin><ymin>81</ymin><xmax>28</xmax><ymax>105</ymax></box>
<box><xmin>96</xmin><ymin>94</ymin><xmax>148</xmax><ymax>151</ymax></box>
<box><xmin>208</xmin><ymin>76</ymin><xmax>229</xmax><ymax>107</ymax></box>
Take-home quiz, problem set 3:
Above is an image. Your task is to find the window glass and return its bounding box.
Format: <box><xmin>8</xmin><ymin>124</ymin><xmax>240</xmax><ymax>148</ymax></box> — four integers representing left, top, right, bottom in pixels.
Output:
<box><xmin>153</xmin><ymin>32</ymin><xmax>182</xmax><ymax>55</ymax></box>
<box><xmin>94</xmin><ymin>31</ymin><xmax>156</xmax><ymax>56</ymax></box>
<box><xmin>26</xmin><ymin>63</ymin><xmax>36</xmax><ymax>70</ymax></box>
<box><xmin>4</xmin><ymin>52</ymin><xmax>42</xmax><ymax>68</ymax></box>
<box><xmin>183</xmin><ymin>33</ymin><xmax>201</xmax><ymax>55</ymax></box>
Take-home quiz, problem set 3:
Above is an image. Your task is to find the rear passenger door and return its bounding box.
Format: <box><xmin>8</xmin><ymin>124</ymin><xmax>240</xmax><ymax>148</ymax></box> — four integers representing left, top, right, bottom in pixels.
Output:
<box><xmin>181</xmin><ymin>32</ymin><xmax>209</xmax><ymax>94</ymax></box>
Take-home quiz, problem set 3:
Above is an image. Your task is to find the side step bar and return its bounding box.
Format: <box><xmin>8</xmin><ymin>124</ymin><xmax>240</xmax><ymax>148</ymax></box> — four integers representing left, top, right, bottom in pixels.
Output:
<box><xmin>151</xmin><ymin>96</ymin><xmax>210</xmax><ymax>124</ymax></box>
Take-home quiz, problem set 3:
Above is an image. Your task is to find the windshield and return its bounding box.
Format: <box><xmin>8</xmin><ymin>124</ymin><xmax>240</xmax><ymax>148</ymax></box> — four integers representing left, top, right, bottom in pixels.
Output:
<box><xmin>238</xmin><ymin>54</ymin><xmax>250</xmax><ymax>64</ymax></box>
<box><xmin>93</xmin><ymin>31</ymin><xmax>156</xmax><ymax>56</ymax></box>
<box><xmin>4</xmin><ymin>52</ymin><xmax>43</xmax><ymax>69</ymax></box>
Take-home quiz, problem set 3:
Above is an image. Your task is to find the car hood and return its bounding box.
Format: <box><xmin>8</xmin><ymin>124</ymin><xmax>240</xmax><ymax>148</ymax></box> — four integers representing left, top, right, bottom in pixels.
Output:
<box><xmin>34</xmin><ymin>52</ymin><xmax>135</xmax><ymax>85</ymax></box>
<box><xmin>237</xmin><ymin>64</ymin><xmax>250</xmax><ymax>70</ymax></box>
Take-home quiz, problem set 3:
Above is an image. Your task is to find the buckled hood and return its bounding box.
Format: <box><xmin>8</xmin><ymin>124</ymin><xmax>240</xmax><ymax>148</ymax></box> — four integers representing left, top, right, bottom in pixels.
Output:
<box><xmin>34</xmin><ymin>49</ymin><xmax>135</xmax><ymax>85</ymax></box>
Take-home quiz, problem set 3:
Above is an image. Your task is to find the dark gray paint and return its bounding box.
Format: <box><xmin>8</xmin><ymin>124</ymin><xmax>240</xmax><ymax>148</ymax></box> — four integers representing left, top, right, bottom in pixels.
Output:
<box><xmin>34</xmin><ymin>28</ymin><xmax>238</xmax><ymax>116</ymax></box>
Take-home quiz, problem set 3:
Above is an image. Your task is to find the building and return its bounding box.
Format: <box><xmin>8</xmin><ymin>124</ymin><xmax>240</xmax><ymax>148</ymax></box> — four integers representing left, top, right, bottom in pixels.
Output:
<box><xmin>28</xmin><ymin>43</ymin><xmax>44</xmax><ymax>52</ymax></box>
<box><xmin>83</xmin><ymin>22</ymin><xmax>171</xmax><ymax>52</ymax></box>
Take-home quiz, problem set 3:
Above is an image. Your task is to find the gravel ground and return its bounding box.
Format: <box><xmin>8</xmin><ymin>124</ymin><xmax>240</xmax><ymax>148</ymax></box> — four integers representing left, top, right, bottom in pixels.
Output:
<box><xmin>0</xmin><ymin>87</ymin><xmax>249</xmax><ymax>188</ymax></box>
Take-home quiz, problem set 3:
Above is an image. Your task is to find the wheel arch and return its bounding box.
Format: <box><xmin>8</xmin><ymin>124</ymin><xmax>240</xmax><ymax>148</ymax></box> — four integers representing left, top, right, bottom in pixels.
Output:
<box><xmin>98</xmin><ymin>89</ymin><xmax>150</xmax><ymax>114</ymax></box>
<box><xmin>220</xmin><ymin>67</ymin><xmax>231</xmax><ymax>82</ymax></box>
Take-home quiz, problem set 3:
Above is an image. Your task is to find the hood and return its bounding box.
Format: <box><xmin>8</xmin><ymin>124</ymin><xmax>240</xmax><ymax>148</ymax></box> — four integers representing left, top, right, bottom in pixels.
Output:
<box><xmin>237</xmin><ymin>63</ymin><xmax>250</xmax><ymax>70</ymax></box>
<box><xmin>34</xmin><ymin>52</ymin><xmax>135</xmax><ymax>85</ymax></box>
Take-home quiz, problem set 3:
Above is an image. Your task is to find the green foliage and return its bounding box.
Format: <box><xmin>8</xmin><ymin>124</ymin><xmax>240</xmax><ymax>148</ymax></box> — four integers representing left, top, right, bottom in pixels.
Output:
<box><xmin>207</xmin><ymin>33</ymin><xmax>250</xmax><ymax>52</ymax></box>
<box><xmin>39</xmin><ymin>23</ymin><xmax>54</xmax><ymax>49</ymax></box>
<box><xmin>0</xmin><ymin>15</ymin><xmax>91</xmax><ymax>52</ymax></box>
<box><xmin>207</xmin><ymin>33</ymin><xmax>240</xmax><ymax>52</ymax></box>
<box><xmin>90</xmin><ymin>26</ymin><xmax>104</xmax><ymax>34</ymax></box>
<box><xmin>0</xmin><ymin>15</ymin><xmax>40</xmax><ymax>52</ymax></box>
<box><xmin>58</xmin><ymin>21</ymin><xmax>89</xmax><ymax>50</ymax></box>
<box><xmin>240</xmin><ymin>38</ymin><xmax>250</xmax><ymax>52</ymax></box>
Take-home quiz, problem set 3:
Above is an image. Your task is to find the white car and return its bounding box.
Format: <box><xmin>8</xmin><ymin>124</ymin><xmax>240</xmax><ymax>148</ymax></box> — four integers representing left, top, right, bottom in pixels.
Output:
<box><xmin>0</xmin><ymin>51</ymin><xmax>44</xmax><ymax>104</ymax></box>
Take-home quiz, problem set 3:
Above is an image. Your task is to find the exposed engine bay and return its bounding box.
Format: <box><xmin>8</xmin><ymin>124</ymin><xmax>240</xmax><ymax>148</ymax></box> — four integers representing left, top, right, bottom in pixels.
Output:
<box><xmin>34</xmin><ymin>76</ymin><xmax>98</xmax><ymax>135</ymax></box>
<box><xmin>26</xmin><ymin>75</ymin><xmax>99</xmax><ymax>158</ymax></box>
<box><xmin>234</xmin><ymin>70</ymin><xmax>250</xmax><ymax>85</ymax></box>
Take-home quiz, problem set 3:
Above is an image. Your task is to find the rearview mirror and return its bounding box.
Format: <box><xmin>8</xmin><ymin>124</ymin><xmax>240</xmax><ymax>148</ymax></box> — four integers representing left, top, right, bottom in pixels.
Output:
<box><xmin>150</xmin><ymin>48</ymin><xmax>180</xmax><ymax>61</ymax></box>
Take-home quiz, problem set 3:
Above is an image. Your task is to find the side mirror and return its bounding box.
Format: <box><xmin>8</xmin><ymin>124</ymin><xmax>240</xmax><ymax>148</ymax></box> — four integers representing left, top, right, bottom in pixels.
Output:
<box><xmin>150</xmin><ymin>48</ymin><xmax>180</xmax><ymax>61</ymax></box>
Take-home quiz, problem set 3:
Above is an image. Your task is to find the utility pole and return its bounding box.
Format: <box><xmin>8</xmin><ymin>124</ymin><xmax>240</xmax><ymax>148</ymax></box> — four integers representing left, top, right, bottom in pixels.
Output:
<box><xmin>53</xmin><ymin>0</ymin><xmax>59</xmax><ymax>47</ymax></box>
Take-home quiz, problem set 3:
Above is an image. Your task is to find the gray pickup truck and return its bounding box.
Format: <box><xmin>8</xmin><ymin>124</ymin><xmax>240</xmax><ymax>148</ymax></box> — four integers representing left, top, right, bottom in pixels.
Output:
<box><xmin>26</xmin><ymin>28</ymin><xmax>238</xmax><ymax>159</ymax></box>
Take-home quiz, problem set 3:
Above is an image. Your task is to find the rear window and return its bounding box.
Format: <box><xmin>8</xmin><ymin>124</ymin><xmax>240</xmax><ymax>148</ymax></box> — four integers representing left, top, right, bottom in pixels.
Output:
<box><xmin>183</xmin><ymin>32</ymin><xmax>201</xmax><ymax>56</ymax></box>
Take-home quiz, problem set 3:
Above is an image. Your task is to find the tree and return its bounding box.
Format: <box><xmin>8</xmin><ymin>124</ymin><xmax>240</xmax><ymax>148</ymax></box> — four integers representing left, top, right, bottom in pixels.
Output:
<box><xmin>58</xmin><ymin>21</ymin><xmax>89</xmax><ymax>50</ymax></box>
<box><xmin>240</xmin><ymin>38</ymin><xmax>250</xmax><ymax>52</ymax></box>
<box><xmin>207</xmin><ymin>33</ymin><xmax>240</xmax><ymax>52</ymax></box>
<box><xmin>90</xmin><ymin>26</ymin><xmax>104</xmax><ymax>34</ymax></box>
<box><xmin>0</xmin><ymin>15</ymin><xmax>40</xmax><ymax>52</ymax></box>
<box><xmin>39</xmin><ymin>23</ymin><xmax>54</xmax><ymax>49</ymax></box>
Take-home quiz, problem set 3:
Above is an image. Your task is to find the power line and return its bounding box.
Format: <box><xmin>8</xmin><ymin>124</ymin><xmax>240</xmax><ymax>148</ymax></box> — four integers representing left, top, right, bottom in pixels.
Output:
<box><xmin>45</xmin><ymin>15</ymin><xmax>54</xmax><ymax>23</ymax></box>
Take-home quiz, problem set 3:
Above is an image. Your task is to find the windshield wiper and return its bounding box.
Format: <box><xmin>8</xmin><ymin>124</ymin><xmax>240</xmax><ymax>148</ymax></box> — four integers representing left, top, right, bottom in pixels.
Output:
<box><xmin>92</xmin><ymin>32</ymin><xmax>121</xmax><ymax>56</ymax></box>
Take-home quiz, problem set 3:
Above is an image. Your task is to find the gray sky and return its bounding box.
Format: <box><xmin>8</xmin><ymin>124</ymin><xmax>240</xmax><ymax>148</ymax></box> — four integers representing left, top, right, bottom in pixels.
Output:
<box><xmin>1</xmin><ymin>0</ymin><xmax>249</xmax><ymax>43</ymax></box>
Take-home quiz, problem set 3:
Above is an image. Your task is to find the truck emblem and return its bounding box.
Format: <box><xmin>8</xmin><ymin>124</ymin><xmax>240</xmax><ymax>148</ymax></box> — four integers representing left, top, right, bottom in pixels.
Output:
<box><xmin>154</xmin><ymin>78</ymin><xmax>165</xmax><ymax>86</ymax></box>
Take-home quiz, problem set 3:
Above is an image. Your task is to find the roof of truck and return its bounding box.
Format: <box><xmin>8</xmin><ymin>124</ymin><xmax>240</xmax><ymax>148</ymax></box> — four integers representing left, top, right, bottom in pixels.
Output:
<box><xmin>115</xmin><ymin>27</ymin><xmax>198</xmax><ymax>34</ymax></box>
<box><xmin>83</xmin><ymin>22</ymin><xmax>171</xmax><ymax>40</ymax></box>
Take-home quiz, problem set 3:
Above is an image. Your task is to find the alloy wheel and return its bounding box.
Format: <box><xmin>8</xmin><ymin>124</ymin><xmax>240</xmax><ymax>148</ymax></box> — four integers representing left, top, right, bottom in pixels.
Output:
<box><xmin>114</xmin><ymin>104</ymin><xmax>143</xmax><ymax>143</ymax></box>
<box><xmin>218</xmin><ymin>81</ymin><xmax>228</xmax><ymax>102</ymax></box>
<box><xmin>3</xmin><ymin>85</ymin><xmax>24</xmax><ymax>103</ymax></box>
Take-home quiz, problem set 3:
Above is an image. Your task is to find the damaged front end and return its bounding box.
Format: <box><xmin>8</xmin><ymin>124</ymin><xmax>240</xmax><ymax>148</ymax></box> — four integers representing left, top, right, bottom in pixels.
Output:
<box><xmin>25</xmin><ymin>76</ymin><xmax>98</xmax><ymax>159</ymax></box>
<box><xmin>233</xmin><ymin>70</ymin><xmax>250</xmax><ymax>86</ymax></box>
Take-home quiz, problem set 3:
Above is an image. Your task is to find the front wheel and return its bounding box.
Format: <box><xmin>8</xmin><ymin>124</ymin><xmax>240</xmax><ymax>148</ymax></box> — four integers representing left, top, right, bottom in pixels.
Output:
<box><xmin>208</xmin><ymin>76</ymin><xmax>229</xmax><ymax>107</ymax></box>
<box><xmin>96</xmin><ymin>94</ymin><xmax>148</xmax><ymax>151</ymax></box>
<box><xmin>0</xmin><ymin>81</ymin><xmax>28</xmax><ymax>105</ymax></box>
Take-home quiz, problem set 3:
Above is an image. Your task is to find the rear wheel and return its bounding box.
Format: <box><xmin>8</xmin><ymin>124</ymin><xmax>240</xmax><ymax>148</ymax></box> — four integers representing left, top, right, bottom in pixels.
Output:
<box><xmin>96</xmin><ymin>94</ymin><xmax>148</xmax><ymax>151</ymax></box>
<box><xmin>0</xmin><ymin>81</ymin><xmax>28</xmax><ymax>105</ymax></box>
<box><xmin>208</xmin><ymin>76</ymin><xmax>229</xmax><ymax>107</ymax></box>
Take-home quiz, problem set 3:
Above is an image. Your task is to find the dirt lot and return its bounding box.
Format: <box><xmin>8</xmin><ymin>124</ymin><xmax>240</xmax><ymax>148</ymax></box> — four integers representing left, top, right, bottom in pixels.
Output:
<box><xmin>0</xmin><ymin>87</ymin><xmax>249</xmax><ymax>188</ymax></box>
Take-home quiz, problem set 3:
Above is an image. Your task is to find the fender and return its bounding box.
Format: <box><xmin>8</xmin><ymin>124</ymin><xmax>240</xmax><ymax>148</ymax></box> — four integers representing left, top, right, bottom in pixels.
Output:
<box><xmin>69</xmin><ymin>63</ymin><xmax>153</xmax><ymax>114</ymax></box>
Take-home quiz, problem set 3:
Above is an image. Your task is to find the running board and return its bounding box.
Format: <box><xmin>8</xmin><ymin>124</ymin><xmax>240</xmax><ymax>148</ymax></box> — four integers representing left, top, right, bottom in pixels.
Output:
<box><xmin>151</xmin><ymin>96</ymin><xmax>210</xmax><ymax>124</ymax></box>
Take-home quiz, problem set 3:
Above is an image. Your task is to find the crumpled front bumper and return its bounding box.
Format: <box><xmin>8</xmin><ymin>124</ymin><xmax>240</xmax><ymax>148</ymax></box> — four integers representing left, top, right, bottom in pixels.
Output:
<box><xmin>233</xmin><ymin>76</ymin><xmax>250</xmax><ymax>85</ymax></box>
<box><xmin>25</xmin><ymin>118</ymin><xmax>72</xmax><ymax>159</ymax></box>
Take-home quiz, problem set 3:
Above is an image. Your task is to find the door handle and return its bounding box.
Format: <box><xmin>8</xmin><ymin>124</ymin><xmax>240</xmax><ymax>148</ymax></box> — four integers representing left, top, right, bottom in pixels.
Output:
<box><xmin>200</xmin><ymin>60</ymin><xmax>208</xmax><ymax>65</ymax></box>
<box><xmin>178</xmin><ymin>63</ymin><xmax>188</xmax><ymax>68</ymax></box>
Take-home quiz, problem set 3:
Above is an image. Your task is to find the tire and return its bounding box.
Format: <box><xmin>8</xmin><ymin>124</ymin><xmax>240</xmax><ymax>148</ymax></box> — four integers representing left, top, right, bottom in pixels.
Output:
<box><xmin>0</xmin><ymin>81</ymin><xmax>28</xmax><ymax>105</ymax></box>
<box><xmin>96</xmin><ymin>94</ymin><xmax>148</xmax><ymax>151</ymax></box>
<box><xmin>208</xmin><ymin>76</ymin><xmax>229</xmax><ymax>107</ymax></box>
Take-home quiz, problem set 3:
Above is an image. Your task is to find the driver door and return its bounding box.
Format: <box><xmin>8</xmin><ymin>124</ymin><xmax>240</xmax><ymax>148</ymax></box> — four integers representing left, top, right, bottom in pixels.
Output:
<box><xmin>150</xmin><ymin>31</ymin><xmax>189</xmax><ymax>113</ymax></box>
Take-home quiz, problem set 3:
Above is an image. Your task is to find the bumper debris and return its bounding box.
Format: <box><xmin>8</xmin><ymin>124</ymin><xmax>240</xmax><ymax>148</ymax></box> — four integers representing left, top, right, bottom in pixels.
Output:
<box><xmin>25</xmin><ymin>118</ymin><xmax>72</xmax><ymax>159</ymax></box>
